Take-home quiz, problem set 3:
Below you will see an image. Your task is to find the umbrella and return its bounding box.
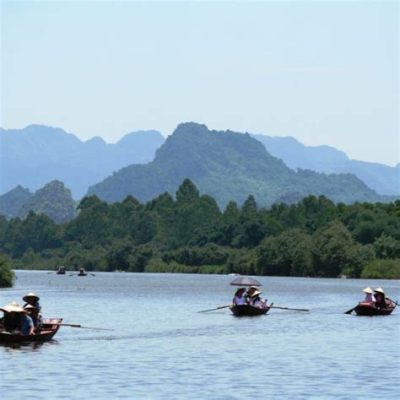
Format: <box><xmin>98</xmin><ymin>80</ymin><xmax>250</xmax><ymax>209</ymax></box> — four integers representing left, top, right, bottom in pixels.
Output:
<box><xmin>230</xmin><ymin>276</ymin><xmax>262</xmax><ymax>287</ymax></box>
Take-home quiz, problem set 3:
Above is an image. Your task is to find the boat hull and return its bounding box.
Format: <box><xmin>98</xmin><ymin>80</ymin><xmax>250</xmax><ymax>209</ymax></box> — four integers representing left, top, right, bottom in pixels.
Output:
<box><xmin>230</xmin><ymin>304</ymin><xmax>270</xmax><ymax>316</ymax></box>
<box><xmin>0</xmin><ymin>318</ymin><xmax>62</xmax><ymax>344</ymax></box>
<box><xmin>354</xmin><ymin>302</ymin><xmax>396</xmax><ymax>316</ymax></box>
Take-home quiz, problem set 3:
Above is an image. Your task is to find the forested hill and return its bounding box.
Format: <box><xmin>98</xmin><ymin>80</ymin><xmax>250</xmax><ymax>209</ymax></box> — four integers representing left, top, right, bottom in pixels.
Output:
<box><xmin>252</xmin><ymin>134</ymin><xmax>400</xmax><ymax>196</ymax></box>
<box><xmin>88</xmin><ymin>122</ymin><xmax>387</xmax><ymax>207</ymax></box>
<box><xmin>0</xmin><ymin>181</ymin><xmax>76</xmax><ymax>223</ymax></box>
<box><xmin>0</xmin><ymin>125</ymin><xmax>164</xmax><ymax>198</ymax></box>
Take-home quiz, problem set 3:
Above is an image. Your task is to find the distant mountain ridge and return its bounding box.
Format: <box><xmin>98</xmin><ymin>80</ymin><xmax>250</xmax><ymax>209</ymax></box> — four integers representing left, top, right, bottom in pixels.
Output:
<box><xmin>0</xmin><ymin>180</ymin><xmax>75</xmax><ymax>223</ymax></box>
<box><xmin>0</xmin><ymin>125</ymin><xmax>165</xmax><ymax>198</ymax></box>
<box><xmin>87</xmin><ymin>122</ymin><xmax>389</xmax><ymax>207</ymax></box>
<box><xmin>1</xmin><ymin>123</ymin><xmax>398</xmax><ymax>200</ymax></box>
<box><xmin>252</xmin><ymin>134</ymin><xmax>400</xmax><ymax>196</ymax></box>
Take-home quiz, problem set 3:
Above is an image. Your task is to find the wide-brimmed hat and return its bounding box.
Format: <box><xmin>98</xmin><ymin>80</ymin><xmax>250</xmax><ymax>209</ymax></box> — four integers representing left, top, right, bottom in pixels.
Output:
<box><xmin>250</xmin><ymin>290</ymin><xmax>262</xmax><ymax>297</ymax></box>
<box><xmin>23</xmin><ymin>292</ymin><xmax>40</xmax><ymax>302</ymax></box>
<box><xmin>0</xmin><ymin>301</ymin><xmax>26</xmax><ymax>313</ymax></box>
<box><xmin>362</xmin><ymin>287</ymin><xmax>373</xmax><ymax>294</ymax></box>
<box><xmin>374</xmin><ymin>287</ymin><xmax>385</xmax><ymax>294</ymax></box>
<box><xmin>24</xmin><ymin>304</ymin><xmax>37</xmax><ymax>311</ymax></box>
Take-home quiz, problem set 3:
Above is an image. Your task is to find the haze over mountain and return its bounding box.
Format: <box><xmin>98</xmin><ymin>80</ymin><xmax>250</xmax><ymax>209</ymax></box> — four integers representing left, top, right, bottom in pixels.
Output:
<box><xmin>252</xmin><ymin>134</ymin><xmax>400</xmax><ymax>196</ymax></box>
<box><xmin>88</xmin><ymin>122</ymin><xmax>388</xmax><ymax>207</ymax></box>
<box><xmin>0</xmin><ymin>125</ymin><xmax>165</xmax><ymax>198</ymax></box>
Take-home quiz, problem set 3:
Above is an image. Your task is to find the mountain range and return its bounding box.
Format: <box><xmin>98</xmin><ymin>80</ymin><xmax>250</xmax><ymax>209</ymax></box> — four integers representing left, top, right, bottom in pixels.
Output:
<box><xmin>252</xmin><ymin>134</ymin><xmax>400</xmax><ymax>196</ymax></box>
<box><xmin>1</xmin><ymin>124</ymin><xmax>398</xmax><ymax>201</ymax></box>
<box><xmin>0</xmin><ymin>125</ymin><xmax>164</xmax><ymax>198</ymax></box>
<box><xmin>87</xmin><ymin>122</ymin><xmax>389</xmax><ymax>208</ymax></box>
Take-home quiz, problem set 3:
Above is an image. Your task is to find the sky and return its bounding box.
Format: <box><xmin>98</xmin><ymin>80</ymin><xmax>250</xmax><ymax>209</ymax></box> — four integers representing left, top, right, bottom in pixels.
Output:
<box><xmin>1</xmin><ymin>0</ymin><xmax>399</xmax><ymax>166</ymax></box>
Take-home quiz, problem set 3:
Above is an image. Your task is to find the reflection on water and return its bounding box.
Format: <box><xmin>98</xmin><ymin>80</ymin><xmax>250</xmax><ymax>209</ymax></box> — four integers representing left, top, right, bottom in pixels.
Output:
<box><xmin>0</xmin><ymin>339</ymin><xmax>59</xmax><ymax>352</ymax></box>
<box><xmin>1</xmin><ymin>270</ymin><xmax>399</xmax><ymax>399</ymax></box>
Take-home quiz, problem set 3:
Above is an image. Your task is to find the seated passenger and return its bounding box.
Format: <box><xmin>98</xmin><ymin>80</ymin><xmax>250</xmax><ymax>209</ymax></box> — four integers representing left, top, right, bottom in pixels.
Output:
<box><xmin>374</xmin><ymin>288</ymin><xmax>386</xmax><ymax>309</ymax></box>
<box><xmin>362</xmin><ymin>287</ymin><xmax>375</xmax><ymax>303</ymax></box>
<box><xmin>0</xmin><ymin>302</ymin><xmax>23</xmax><ymax>332</ymax></box>
<box><xmin>245</xmin><ymin>286</ymin><xmax>259</xmax><ymax>303</ymax></box>
<box><xmin>232</xmin><ymin>288</ymin><xmax>247</xmax><ymax>305</ymax></box>
<box><xmin>24</xmin><ymin>304</ymin><xmax>42</xmax><ymax>329</ymax></box>
<box><xmin>19</xmin><ymin>309</ymin><xmax>35</xmax><ymax>336</ymax></box>
<box><xmin>249</xmin><ymin>290</ymin><xmax>268</xmax><ymax>308</ymax></box>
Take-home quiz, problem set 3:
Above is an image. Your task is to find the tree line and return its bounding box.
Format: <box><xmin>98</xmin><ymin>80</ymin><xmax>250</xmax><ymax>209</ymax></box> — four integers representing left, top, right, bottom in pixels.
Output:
<box><xmin>0</xmin><ymin>179</ymin><xmax>399</xmax><ymax>282</ymax></box>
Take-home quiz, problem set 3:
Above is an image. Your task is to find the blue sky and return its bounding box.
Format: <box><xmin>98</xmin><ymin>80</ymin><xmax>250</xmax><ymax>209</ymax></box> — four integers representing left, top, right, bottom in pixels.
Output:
<box><xmin>1</xmin><ymin>1</ymin><xmax>398</xmax><ymax>165</ymax></box>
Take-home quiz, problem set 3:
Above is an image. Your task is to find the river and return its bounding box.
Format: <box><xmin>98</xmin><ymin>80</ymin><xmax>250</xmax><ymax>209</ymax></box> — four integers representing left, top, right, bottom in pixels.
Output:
<box><xmin>1</xmin><ymin>271</ymin><xmax>399</xmax><ymax>399</ymax></box>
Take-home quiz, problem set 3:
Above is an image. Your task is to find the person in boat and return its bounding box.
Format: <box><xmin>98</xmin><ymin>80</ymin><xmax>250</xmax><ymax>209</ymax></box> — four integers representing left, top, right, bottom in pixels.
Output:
<box><xmin>19</xmin><ymin>308</ymin><xmax>35</xmax><ymax>336</ymax></box>
<box><xmin>0</xmin><ymin>302</ymin><xmax>34</xmax><ymax>335</ymax></box>
<box><xmin>23</xmin><ymin>292</ymin><xmax>41</xmax><ymax>313</ymax></box>
<box><xmin>374</xmin><ymin>288</ymin><xmax>387</xmax><ymax>309</ymax></box>
<box><xmin>78</xmin><ymin>268</ymin><xmax>86</xmax><ymax>276</ymax></box>
<box><xmin>362</xmin><ymin>287</ymin><xmax>375</xmax><ymax>303</ymax></box>
<box><xmin>0</xmin><ymin>302</ymin><xmax>23</xmax><ymax>332</ymax></box>
<box><xmin>249</xmin><ymin>289</ymin><xmax>268</xmax><ymax>309</ymax></box>
<box><xmin>245</xmin><ymin>286</ymin><xmax>259</xmax><ymax>302</ymax></box>
<box><xmin>24</xmin><ymin>304</ymin><xmax>42</xmax><ymax>329</ymax></box>
<box><xmin>232</xmin><ymin>288</ymin><xmax>247</xmax><ymax>305</ymax></box>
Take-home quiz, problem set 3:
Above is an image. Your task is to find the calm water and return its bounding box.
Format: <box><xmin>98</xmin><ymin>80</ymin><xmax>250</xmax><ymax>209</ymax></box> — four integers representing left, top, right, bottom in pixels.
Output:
<box><xmin>1</xmin><ymin>271</ymin><xmax>399</xmax><ymax>400</ymax></box>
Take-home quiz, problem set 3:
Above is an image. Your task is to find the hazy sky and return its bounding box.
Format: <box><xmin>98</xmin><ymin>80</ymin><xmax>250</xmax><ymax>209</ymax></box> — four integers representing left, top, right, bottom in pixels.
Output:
<box><xmin>1</xmin><ymin>1</ymin><xmax>399</xmax><ymax>165</ymax></box>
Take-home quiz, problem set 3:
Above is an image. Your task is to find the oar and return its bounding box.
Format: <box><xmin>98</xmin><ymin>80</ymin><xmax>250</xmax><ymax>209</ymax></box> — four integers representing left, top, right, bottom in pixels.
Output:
<box><xmin>198</xmin><ymin>305</ymin><xmax>231</xmax><ymax>313</ymax></box>
<box><xmin>89</xmin><ymin>273</ymin><xmax>96</xmax><ymax>277</ymax></box>
<box><xmin>53</xmin><ymin>323</ymin><xmax>114</xmax><ymax>331</ymax></box>
<box><xmin>269</xmin><ymin>305</ymin><xmax>309</xmax><ymax>312</ymax></box>
<box><xmin>344</xmin><ymin>306</ymin><xmax>356</xmax><ymax>314</ymax></box>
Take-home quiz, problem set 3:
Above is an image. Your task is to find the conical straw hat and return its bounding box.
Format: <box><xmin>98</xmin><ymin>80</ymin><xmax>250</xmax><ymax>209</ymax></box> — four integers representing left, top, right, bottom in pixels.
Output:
<box><xmin>374</xmin><ymin>287</ymin><xmax>385</xmax><ymax>294</ymax></box>
<box><xmin>0</xmin><ymin>301</ymin><xmax>25</xmax><ymax>313</ymax></box>
<box><xmin>23</xmin><ymin>292</ymin><xmax>40</xmax><ymax>302</ymax></box>
<box><xmin>362</xmin><ymin>287</ymin><xmax>373</xmax><ymax>294</ymax></box>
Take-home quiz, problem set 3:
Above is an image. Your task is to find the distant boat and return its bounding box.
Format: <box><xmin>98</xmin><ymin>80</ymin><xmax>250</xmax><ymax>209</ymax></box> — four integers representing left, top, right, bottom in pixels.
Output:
<box><xmin>77</xmin><ymin>268</ymin><xmax>87</xmax><ymax>276</ymax></box>
<box><xmin>0</xmin><ymin>318</ymin><xmax>62</xmax><ymax>344</ymax></box>
<box><xmin>230</xmin><ymin>304</ymin><xmax>270</xmax><ymax>317</ymax></box>
<box><xmin>56</xmin><ymin>266</ymin><xmax>66</xmax><ymax>275</ymax></box>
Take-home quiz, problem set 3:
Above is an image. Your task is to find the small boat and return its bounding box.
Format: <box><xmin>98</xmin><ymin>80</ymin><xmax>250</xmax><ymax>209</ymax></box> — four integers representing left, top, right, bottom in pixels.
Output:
<box><xmin>354</xmin><ymin>300</ymin><xmax>396</xmax><ymax>316</ymax></box>
<box><xmin>0</xmin><ymin>318</ymin><xmax>62</xmax><ymax>344</ymax></box>
<box><xmin>77</xmin><ymin>268</ymin><xmax>87</xmax><ymax>276</ymax></box>
<box><xmin>56</xmin><ymin>266</ymin><xmax>66</xmax><ymax>275</ymax></box>
<box><xmin>230</xmin><ymin>304</ymin><xmax>270</xmax><ymax>316</ymax></box>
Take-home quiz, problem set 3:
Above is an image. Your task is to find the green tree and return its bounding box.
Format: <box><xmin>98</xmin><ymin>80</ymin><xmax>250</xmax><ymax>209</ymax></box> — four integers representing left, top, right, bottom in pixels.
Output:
<box><xmin>0</xmin><ymin>254</ymin><xmax>14</xmax><ymax>287</ymax></box>
<box><xmin>256</xmin><ymin>229</ymin><xmax>313</xmax><ymax>276</ymax></box>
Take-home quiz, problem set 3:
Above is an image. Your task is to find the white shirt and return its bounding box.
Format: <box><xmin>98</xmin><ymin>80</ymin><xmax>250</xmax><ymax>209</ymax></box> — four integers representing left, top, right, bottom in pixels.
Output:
<box><xmin>233</xmin><ymin>296</ymin><xmax>247</xmax><ymax>305</ymax></box>
<box><xmin>364</xmin><ymin>293</ymin><xmax>375</xmax><ymax>303</ymax></box>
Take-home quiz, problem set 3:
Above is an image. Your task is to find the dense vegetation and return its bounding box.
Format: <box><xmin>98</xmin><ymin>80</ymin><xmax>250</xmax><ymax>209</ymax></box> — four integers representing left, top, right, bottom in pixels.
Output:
<box><xmin>0</xmin><ymin>254</ymin><xmax>14</xmax><ymax>287</ymax></box>
<box><xmin>0</xmin><ymin>179</ymin><xmax>399</xmax><ymax>279</ymax></box>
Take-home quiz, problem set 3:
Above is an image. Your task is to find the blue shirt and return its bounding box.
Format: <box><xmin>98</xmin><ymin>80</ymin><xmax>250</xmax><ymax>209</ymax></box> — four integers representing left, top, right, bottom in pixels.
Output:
<box><xmin>20</xmin><ymin>315</ymin><xmax>34</xmax><ymax>335</ymax></box>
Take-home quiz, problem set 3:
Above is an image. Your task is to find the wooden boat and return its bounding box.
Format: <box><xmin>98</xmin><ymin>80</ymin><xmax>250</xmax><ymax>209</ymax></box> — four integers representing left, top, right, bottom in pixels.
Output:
<box><xmin>354</xmin><ymin>300</ymin><xmax>396</xmax><ymax>316</ymax></box>
<box><xmin>0</xmin><ymin>318</ymin><xmax>62</xmax><ymax>344</ymax></box>
<box><xmin>230</xmin><ymin>304</ymin><xmax>270</xmax><ymax>316</ymax></box>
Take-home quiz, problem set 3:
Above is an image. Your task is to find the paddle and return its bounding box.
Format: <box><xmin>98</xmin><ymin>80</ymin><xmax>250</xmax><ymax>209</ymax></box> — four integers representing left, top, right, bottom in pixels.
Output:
<box><xmin>344</xmin><ymin>307</ymin><xmax>356</xmax><ymax>315</ymax></box>
<box><xmin>269</xmin><ymin>305</ymin><xmax>309</xmax><ymax>312</ymax></box>
<box><xmin>52</xmin><ymin>323</ymin><xmax>114</xmax><ymax>331</ymax></box>
<box><xmin>198</xmin><ymin>305</ymin><xmax>231</xmax><ymax>313</ymax></box>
